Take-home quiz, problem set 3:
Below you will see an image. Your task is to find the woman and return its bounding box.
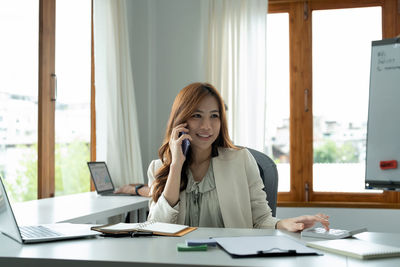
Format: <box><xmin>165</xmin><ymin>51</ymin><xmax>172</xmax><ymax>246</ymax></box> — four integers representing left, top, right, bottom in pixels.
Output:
<box><xmin>147</xmin><ymin>82</ymin><xmax>329</xmax><ymax>232</ymax></box>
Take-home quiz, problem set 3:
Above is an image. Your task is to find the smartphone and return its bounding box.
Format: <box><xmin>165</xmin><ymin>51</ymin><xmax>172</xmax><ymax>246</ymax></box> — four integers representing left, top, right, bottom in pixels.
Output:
<box><xmin>178</xmin><ymin>132</ymin><xmax>190</xmax><ymax>156</ymax></box>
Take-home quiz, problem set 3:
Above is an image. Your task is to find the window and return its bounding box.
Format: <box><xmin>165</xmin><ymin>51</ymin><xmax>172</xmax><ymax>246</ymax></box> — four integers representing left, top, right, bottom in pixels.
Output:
<box><xmin>312</xmin><ymin>7</ymin><xmax>382</xmax><ymax>193</ymax></box>
<box><xmin>0</xmin><ymin>0</ymin><xmax>94</xmax><ymax>202</ymax></box>
<box><xmin>268</xmin><ymin>0</ymin><xmax>400</xmax><ymax>207</ymax></box>
<box><xmin>55</xmin><ymin>0</ymin><xmax>91</xmax><ymax>196</ymax></box>
<box><xmin>0</xmin><ymin>0</ymin><xmax>39</xmax><ymax>202</ymax></box>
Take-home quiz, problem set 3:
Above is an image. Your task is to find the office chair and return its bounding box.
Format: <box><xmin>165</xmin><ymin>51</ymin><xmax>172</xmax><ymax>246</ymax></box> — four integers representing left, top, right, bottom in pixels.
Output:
<box><xmin>247</xmin><ymin>147</ymin><xmax>279</xmax><ymax>217</ymax></box>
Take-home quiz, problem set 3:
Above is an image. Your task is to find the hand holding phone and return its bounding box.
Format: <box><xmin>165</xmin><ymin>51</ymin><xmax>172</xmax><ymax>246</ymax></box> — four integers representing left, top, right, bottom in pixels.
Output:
<box><xmin>178</xmin><ymin>132</ymin><xmax>190</xmax><ymax>156</ymax></box>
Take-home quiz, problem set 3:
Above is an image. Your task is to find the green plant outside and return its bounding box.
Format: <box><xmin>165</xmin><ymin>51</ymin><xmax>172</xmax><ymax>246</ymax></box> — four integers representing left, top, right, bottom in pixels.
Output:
<box><xmin>314</xmin><ymin>140</ymin><xmax>359</xmax><ymax>164</ymax></box>
<box><xmin>5</xmin><ymin>140</ymin><xmax>90</xmax><ymax>203</ymax></box>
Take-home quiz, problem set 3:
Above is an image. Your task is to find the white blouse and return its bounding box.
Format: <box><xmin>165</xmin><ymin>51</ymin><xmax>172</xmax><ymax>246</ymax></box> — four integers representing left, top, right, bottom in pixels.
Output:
<box><xmin>184</xmin><ymin>161</ymin><xmax>224</xmax><ymax>227</ymax></box>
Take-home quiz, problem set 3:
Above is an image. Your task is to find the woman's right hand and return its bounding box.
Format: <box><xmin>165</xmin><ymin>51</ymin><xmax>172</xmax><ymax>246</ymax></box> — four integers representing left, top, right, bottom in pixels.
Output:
<box><xmin>276</xmin><ymin>213</ymin><xmax>330</xmax><ymax>232</ymax></box>
<box><xmin>163</xmin><ymin>123</ymin><xmax>192</xmax><ymax>207</ymax></box>
<box><xmin>169</xmin><ymin>123</ymin><xmax>192</xmax><ymax>166</ymax></box>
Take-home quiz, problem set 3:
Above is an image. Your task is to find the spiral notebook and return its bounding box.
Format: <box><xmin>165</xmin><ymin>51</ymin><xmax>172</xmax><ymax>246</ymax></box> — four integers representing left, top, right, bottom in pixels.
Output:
<box><xmin>306</xmin><ymin>239</ymin><xmax>400</xmax><ymax>260</ymax></box>
<box><xmin>91</xmin><ymin>221</ymin><xmax>196</xmax><ymax>237</ymax></box>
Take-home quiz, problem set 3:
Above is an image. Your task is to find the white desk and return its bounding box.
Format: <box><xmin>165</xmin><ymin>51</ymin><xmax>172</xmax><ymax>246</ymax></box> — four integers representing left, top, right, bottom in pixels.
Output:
<box><xmin>0</xmin><ymin>228</ymin><xmax>399</xmax><ymax>267</ymax></box>
<box><xmin>13</xmin><ymin>192</ymin><xmax>149</xmax><ymax>225</ymax></box>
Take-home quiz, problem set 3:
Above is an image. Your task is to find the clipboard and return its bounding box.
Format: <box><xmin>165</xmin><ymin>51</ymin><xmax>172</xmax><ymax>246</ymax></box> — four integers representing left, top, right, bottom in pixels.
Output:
<box><xmin>213</xmin><ymin>235</ymin><xmax>321</xmax><ymax>258</ymax></box>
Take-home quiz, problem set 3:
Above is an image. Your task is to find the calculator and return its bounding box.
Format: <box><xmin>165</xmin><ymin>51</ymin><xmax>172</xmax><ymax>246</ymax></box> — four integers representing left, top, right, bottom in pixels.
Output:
<box><xmin>301</xmin><ymin>227</ymin><xmax>368</xmax><ymax>239</ymax></box>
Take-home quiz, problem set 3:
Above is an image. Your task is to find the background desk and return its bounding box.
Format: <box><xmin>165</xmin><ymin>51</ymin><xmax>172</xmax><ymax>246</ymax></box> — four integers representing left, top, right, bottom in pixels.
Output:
<box><xmin>1</xmin><ymin>228</ymin><xmax>399</xmax><ymax>267</ymax></box>
<box><xmin>13</xmin><ymin>192</ymin><xmax>149</xmax><ymax>225</ymax></box>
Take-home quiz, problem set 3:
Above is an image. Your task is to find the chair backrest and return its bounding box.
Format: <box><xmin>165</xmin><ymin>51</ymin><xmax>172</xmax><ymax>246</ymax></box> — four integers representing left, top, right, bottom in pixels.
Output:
<box><xmin>247</xmin><ymin>147</ymin><xmax>278</xmax><ymax>217</ymax></box>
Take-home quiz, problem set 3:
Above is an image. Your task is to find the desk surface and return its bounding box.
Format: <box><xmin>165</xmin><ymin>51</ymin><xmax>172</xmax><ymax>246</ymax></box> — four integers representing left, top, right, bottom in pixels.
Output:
<box><xmin>1</xmin><ymin>228</ymin><xmax>399</xmax><ymax>267</ymax></box>
<box><xmin>13</xmin><ymin>192</ymin><xmax>149</xmax><ymax>225</ymax></box>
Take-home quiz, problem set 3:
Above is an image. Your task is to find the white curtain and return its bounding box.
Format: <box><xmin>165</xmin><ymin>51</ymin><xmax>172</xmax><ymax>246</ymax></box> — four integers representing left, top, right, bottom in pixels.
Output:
<box><xmin>94</xmin><ymin>0</ymin><xmax>144</xmax><ymax>186</ymax></box>
<box><xmin>207</xmin><ymin>0</ymin><xmax>268</xmax><ymax>151</ymax></box>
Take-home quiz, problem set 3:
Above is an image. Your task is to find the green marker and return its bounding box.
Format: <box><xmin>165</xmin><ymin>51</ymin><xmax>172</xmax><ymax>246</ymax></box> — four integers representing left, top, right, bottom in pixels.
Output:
<box><xmin>177</xmin><ymin>243</ymin><xmax>208</xmax><ymax>251</ymax></box>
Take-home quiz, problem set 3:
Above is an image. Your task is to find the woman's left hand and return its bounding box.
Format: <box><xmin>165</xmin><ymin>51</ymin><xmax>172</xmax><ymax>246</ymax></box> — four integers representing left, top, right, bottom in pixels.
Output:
<box><xmin>114</xmin><ymin>184</ymin><xmax>136</xmax><ymax>194</ymax></box>
<box><xmin>276</xmin><ymin>213</ymin><xmax>330</xmax><ymax>232</ymax></box>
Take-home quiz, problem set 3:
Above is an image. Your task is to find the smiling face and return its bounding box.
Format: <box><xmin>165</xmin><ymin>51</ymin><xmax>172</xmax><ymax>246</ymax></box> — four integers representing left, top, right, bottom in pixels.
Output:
<box><xmin>186</xmin><ymin>95</ymin><xmax>221</xmax><ymax>154</ymax></box>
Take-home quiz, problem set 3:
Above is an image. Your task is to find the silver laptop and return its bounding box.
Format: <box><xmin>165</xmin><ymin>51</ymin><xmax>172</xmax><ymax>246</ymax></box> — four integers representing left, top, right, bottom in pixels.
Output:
<box><xmin>87</xmin><ymin>162</ymin><xmax>131</xmax><ymax>196</ymax></box>
<box><xmin>0</xmin><ymin>176</ymin><xmax>99</xmax><ymax>243</ymax></box>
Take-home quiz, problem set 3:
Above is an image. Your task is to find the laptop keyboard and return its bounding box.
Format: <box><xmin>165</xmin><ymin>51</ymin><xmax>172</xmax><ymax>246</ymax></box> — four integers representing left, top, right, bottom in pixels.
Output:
<box><xmin>20</xmin><ymin>225</ymin><xmax>63</xmax><ymax>239</ymax></box>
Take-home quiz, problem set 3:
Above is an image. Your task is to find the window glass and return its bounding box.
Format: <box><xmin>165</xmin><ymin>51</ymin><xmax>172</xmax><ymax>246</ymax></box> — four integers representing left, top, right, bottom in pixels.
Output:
<box><xmin>312</xmin><ymin>7</ymin><xmax>382</xmax><ymax>192</ymax></box>
<box><xmin>0</xmin><ymin>1</ymin><xmax>39</xmax><ymax>202</ymax></box>
<box><xmin>266</xmin><ymin>13</ymin><xmax>290</xmax><ymax>192</ymax></box>
<box><xmin>55</xmin><ymin>0</ymin><xmax>91</xmax><ymax>196</ymax></box>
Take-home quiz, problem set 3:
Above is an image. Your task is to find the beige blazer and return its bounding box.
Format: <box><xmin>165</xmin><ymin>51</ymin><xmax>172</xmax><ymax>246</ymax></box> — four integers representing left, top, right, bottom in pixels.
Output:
<box><xmin>147</xmin><ymin>147</ymin><xmax>279</xmax><ymax>229</ymax></box>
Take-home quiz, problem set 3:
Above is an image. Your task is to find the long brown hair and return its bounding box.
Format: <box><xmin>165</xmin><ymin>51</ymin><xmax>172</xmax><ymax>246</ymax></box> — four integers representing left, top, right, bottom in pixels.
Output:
<box><xmin>151</xmin><ymin>82</ymin><xmax>236</xmax><ymax>202</ymax></box>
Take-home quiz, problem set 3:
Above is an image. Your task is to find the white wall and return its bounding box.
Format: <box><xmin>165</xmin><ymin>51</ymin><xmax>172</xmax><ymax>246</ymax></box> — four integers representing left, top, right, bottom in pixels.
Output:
<box><xmin>125</xmin><ymin>0</ymin><xmax>400</xmax><ymax>233</ymax></box>
<box><xmin>126</xmin><ymin>0</ymin><xmax>208</xmax><ymax>180</ymax></box>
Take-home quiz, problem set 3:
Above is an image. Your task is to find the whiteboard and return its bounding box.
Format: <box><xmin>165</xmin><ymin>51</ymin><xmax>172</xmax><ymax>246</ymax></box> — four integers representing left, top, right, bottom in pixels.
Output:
<box><xmin>365</xmin><ymin>38</ymin><xmax>400</xmax><ymax>190</ymax></box>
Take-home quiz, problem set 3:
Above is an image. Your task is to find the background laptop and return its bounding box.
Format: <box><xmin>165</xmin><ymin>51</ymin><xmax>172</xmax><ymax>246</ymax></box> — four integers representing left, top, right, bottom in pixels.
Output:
<box><xmin>0</xmin><ymin>176</ymin><xmax>99</xmax><ymax>244</ymax></box>
<box><xmin>87</xmin><ymin>162</ymin><xmax>131</xmax><ymax>196</ymax></box>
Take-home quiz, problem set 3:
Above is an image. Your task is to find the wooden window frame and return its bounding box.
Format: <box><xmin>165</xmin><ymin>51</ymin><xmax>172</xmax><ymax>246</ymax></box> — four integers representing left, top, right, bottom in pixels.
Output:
<box><xmin>37</xmin><ymin>0</ymin><xmax>95</xmax><ymax>199</ymax></box>
<box><xmin>38</xmin><ymin>0</ymin><xmax>56</xmax><ymax>199</ymax></box>
<box><xmin>269</xmin><ymin>0</ymin><xmax>400</xmax><ymax>208</ymax></box>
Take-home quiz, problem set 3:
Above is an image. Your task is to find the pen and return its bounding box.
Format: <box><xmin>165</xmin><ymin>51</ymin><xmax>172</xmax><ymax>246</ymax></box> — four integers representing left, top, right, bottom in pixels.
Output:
<box><xmin>186</xmin><ymin>238</ymin><xmax>217</xmax><ymax>247</ymax></box>
<box><xmin>101</xmin><ymin>233</ymin><xmax>132</xmax><ymax>238</ymax></box>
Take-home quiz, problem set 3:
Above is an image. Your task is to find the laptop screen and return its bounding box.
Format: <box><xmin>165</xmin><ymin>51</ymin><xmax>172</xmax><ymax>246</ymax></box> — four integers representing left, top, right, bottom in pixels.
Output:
<box><xmin>0</xmin><ymin>176</ymin><xmax>23</xmax><ymax>243</ymax></box>
<box><xmin>87</xmin><ymin>162</ymin><xmax>114</xmax><ymax>193</ymax></box>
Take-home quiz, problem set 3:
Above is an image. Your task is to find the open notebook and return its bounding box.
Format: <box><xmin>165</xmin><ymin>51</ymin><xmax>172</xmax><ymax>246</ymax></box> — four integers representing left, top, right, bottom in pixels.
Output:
<box><xmin>307</xmin><ymin>239</ymin><xmax>400</xmax><ymax>260</ymax></box>
<box><xmin>91</xmin><ymin>221</ymin><xmax>196</xmax><ymax>237</ymax></box>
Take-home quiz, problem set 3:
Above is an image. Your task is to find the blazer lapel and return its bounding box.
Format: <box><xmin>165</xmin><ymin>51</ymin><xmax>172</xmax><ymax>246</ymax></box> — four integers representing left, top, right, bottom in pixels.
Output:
<box><xmin>213</xmin><ymin>148</ymin><xmax>251</xmax><ymax>228</ymax></box>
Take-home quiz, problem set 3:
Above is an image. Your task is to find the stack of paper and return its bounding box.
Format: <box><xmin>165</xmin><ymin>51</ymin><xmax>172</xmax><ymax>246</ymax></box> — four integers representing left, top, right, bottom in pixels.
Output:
<box><xmin>307</xmin><ymin>239</ymin><xmax>400</xmax><ymax>259</ymax></box>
